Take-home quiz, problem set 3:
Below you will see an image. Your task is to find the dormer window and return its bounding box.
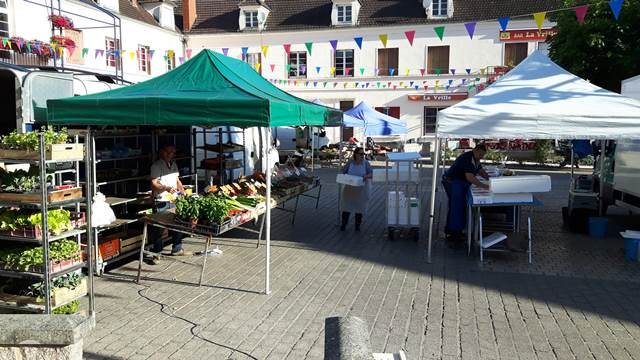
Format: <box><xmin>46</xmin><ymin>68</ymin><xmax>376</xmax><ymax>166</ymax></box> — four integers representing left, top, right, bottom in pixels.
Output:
<box><xmin>245</xmin><ymin>10</ymin><xmax>259</xmax><ymax>28</ymax></box>
<box><xmin>432</xmin><ymin>0</ymin><xmax>447</xmax><ymax>17</ymax></box>
<box><xmin>337</xmin><ymin>5</ymin><xmax>352</xmax><ymax>23</ymax></box>
<box><xmin>238</xmin><ymin>1</ymin><xmax>270</xmax><ymax>31</ymax></box>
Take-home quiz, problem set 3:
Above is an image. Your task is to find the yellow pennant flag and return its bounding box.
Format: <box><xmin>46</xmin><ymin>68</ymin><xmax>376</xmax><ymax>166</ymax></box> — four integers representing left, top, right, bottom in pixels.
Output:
<box><xmin>379</xmin><ymin>34</ymin><xmax>388</xmax><ymax>48</ymax></box>
<box><xmin>399</xmin><ymin>81</ymin><xmax>404</xmax><ymax>87</ymax></box>
<box><xmin>129</xmin><ymin>51</ymin><xmax>135</xmax><ymax>60</ymax></box>
<box><xmin>330</xmin><ymin>67</ymin><xmax>336</xmax><ymax>75</ymax></box>
<box><xmin>480</xmin><ymin>68</ymin><xmax>486</xmax><ymax>75</ymax></box>
<box><xmin>58</xmin><ymin>47</ymin><xmax>64</xmax><ymax>57</ymax></box>
<box><xmin>533</xmin><ymin>12</ymin><xmax>546</xmax><ymax>30</ymax></box>
<box><xmin>255</xmin><ymin>63</ymin><xmax>261</xmax><ymax>72</ymax></box>
<box><xmin>168</xmin><ymin>50</ymin><xmax>174</xmax><ymax>57</ymax></box>
<box><xmin>405</xmin><ymin>68</ymin><xmax>410</xmax><ymax>76</ymax></box>
<box><xmin>261</xmin><ymin>45</ymin><xmax>269</xmax><ymax>58</ymax></box>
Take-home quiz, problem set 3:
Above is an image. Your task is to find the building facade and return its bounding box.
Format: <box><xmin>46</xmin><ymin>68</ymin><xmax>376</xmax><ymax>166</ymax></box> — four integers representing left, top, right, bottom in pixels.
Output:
<box><xmin>183</xmin><ymin>0</ymin><xmax>560</xmax><ymax>141</ymax></box>
<box><xmin>4</xmin><ymin>0</ymin><xmax>183</xmax><ymax>82</ymax></box>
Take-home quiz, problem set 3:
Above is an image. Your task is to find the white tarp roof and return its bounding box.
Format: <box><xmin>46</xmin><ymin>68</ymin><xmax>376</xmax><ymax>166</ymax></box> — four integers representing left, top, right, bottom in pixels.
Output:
<box><xmin>437</xmin><ymin>51</ymin><xmax>640</xmax><ymax>140</ymax></box>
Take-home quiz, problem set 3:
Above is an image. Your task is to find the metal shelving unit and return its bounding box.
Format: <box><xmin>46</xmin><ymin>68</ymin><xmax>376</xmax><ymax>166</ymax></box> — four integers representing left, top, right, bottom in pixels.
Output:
<box><xmin>194</xmin><ymin>127</ymin><xmax>246</xmax><ymax>186</ymax></box>
<box><xmin>0</xmin><ymin>133</ymin><xmax>94</xmax><ymax>315</ymax></box>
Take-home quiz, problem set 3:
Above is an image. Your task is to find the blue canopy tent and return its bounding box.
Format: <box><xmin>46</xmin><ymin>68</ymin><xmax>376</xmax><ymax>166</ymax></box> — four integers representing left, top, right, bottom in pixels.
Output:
<box><xmin>344</xmin><ymin>101</ymin><xmax>407</xmax><ymax>136</ymax></box>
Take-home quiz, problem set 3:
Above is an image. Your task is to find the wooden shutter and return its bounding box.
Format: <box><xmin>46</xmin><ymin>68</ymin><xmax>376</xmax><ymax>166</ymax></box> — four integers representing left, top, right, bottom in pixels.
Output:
<box><xmin>341</xmin><ymin>101</ymin><xmax>355</xmax><ymax>141</ymax></box>
<box><xmin>377</xmin><ymin>49</ymin><xmax>388</xmax><ymax>76</ymax></box>
<box><xmin>504</xmin><ymin>43</ymin><xmax>528</xmax><ymax>67</ymax></box>
<box><xmin>427</xmin><ymin>46</ymin><xmax>449</xmax><ymax>74</ymax></box>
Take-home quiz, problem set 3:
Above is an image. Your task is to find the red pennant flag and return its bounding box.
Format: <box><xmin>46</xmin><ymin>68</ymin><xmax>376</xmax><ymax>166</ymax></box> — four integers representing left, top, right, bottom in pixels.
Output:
<box><xmin>345</xmin><ymin>67</ymin><xmax>352</xmax><ymax>76</ymax></box>
<box><xmin>393</xmin><ymin>85</ymin><xmax>397</xmax><ymax>90</ymax></box>
<box><xmin>575</xmin><ymin>5</ymin><xmax>589</xmax><ymax>24</ymax></box>
<box><xmin>404</xmin><ymin>30</ymin><xmax>416</xmax><ymax>46</ymax></box>
<box><xmin>387</xmin><ymin>82</ymin><xmax>392</xmax><ymax>87</ymax></box>
<box><xmin>420</xmin><ymin>69</ymin><xmax>426</xmax><ymax>76</ymax></box>
<box><xmin>270</xmin><ymin>64</ymin><xmax>275</xmax><ymax>72</ymax></box>
<box><xmin>186</xmin><ymin>48</ymin><xmax>192</xmax><ymax>59</ymax></box>
<box><xmin>283</xmin><ymin>44</ymin><xmax>291</xmax><ymax>55</ymax></box>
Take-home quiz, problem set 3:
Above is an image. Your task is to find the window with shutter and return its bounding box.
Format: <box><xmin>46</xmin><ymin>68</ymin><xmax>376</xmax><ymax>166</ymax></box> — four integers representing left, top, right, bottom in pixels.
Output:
<box><xmin>377</xmin><ymin>48</ymin><xmax>399</xmax><ymax>76</ymax></box>
<box><xmin>427</xmin><ymin>46</ymin><xmax>449</xmax><ymax>74</ymax></box>
<box><xmin>340</xmin><ymin>101</ymin><xmax>355</xmax><ymax>141</ymax></box>
<box><xmin>504</xmin><ymin>43</ymin><xmax>528</xmax><ymax>67</ymax></box>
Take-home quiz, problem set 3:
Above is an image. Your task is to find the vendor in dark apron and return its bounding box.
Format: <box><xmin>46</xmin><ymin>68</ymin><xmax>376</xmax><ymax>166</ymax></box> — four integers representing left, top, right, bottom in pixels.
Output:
<box><xmin>442</xmin><ymin>144</ymin><xmax>489</xmax><ymax>242</ymax></box>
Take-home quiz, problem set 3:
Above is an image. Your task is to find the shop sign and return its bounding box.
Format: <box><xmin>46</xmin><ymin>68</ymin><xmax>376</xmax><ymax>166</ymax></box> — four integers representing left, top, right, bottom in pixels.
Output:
<box><xmin>407</xmin><ymin>93</ymin><xmax>468</xmax><ymax>102</ymax></box>
<box><xmin>499</xmin><ymin>28</ymin><xmax>558</xmax><ymax>42</ymax></box>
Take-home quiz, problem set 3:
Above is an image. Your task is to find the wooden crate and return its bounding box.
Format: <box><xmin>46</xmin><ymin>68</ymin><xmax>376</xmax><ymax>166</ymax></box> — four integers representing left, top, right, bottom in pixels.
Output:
<box><xmin>0</xmin><ymin>277</ymin><xmax>87</xmax><ymax>309</ymax></box>
<box><xmin>0</xmin><ymin>187</ymin><xmax>82</xmax><ymax>204</ymax></box>
<box><xmin>120</xmin><ymin>234</ymin><xmax>143</xmax><ymax>254</ymax></box>
<box><xmin>0</xmin><ymin>143</ymin><xmax>84</xmax><ymax>161</ymax></box>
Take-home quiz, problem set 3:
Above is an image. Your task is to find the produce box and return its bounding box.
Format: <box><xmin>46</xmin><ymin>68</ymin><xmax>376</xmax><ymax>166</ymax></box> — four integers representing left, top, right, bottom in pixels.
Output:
<box><xmin>0</xmin><ymin>143</ymin><xmax>84</xmax><ymax>161</ymax></box>
<box><xmin>0</xmin><ymin>187</ymin><xmax>82</xmax><ymax>204</ymax></box>
<box><xmin>120</xmin><ymin>234</ymin><xmax>144</xmax><ymax>254</ymax></box>
<box><xmin>336</xmin><ymin>174</ymin><xmax>364</xmax><ymax>187</ymax></box>
<box><xmin>98</xmin><ymin>236</ymin><xmax>120</xmax><ymax>261</ymax></box>
<box><xmin>0</xmin><ymin>277</ymin><xmax>87</xmax><ymax>309</ymax></box>
<box><xmin>0</xmin><ymin>212</ymin><xmax>85</xmax><ymax>240</ymax></box>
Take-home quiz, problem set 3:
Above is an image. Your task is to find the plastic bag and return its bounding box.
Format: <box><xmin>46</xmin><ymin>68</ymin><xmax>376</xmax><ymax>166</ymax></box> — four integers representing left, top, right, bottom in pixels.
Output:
<box><xmin>91</xmin><ymin>192</ymin><xmax>116</xmax><ymax>227</ymax></box>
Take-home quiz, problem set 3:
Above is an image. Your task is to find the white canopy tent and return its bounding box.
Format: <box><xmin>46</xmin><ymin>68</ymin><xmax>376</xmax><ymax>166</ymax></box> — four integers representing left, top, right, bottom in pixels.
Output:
<box><xmin>427</xmin><ymin>51</ymin><xmax>640</xmax><ymax>262</ymax></box>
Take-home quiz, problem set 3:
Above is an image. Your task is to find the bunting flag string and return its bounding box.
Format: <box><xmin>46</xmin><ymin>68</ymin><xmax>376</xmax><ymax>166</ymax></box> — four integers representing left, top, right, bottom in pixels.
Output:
<box><xmin>270</xmin><ymin>64</ymin><xmax>276</xmax><ymax>72</ymax></box>
<box><xmin>329</xmin><ymin>40</ymin><xmax>338</xmax><ymax>51</ymax></box>
<box><xmin>305</xmin><ymin>42</ymin><xmax>313</xmax><ymax>55</ymax></box>
<box><xmin>241</xmin><ymin>47</ymin><xmax>248</xmax><ymax>58</ymax></box>
<box><xmin>379</xmin><ymin>34</ymin><xmax>388</xmax><ymax>48</ymax></box>
<box><xmin>498</xmin><ymin>17</ymin><xmax>510</xmax><ymax>31</ymax></box>
<box><xmin>575</xmin><ymin>5</ymin><xmax>589</xmax><ymax>24</ymax></box>
<box><xmin>404</xmin><ymin>30</ymin><xmax>415</xmax><ymax>46</ymax></box>
<box><xmin>434</xmin><ymin>26</ymin><xmax>445</xmax><ymax>41</ymax></box>
<box><xmin>261</xmin><ymin>45</ymin><xmax>268</xmax><ymax>58</ymax></box>
<box><xmin>353</xmin><ymin>37</ymin><xmax>363</xmax><ymax>50</ymax></box>
<box><xmin>464</xmin><ymin>22</ymin><xmax>477</xmax><ymax>39</ymax></box>
<box><xmin>222</xmin><ymin>48</ymin><xmax>229</xmax><ymax>56</ymax></box>
<box><xmin>186</xmin><ymin>48</ymin><xmax>192</xmax><ymax>59</ymax></box>
<box><xmin>316</xmin><ymin>66</ymin><xmax>321</xmax><ymax>74</ymax></box>
<box><xmin>283</xmin><ymin>44</ymin><xmax>291</xmax><ymax>55</ymax></box>
<box><xmin>533</xmin><ymin>12</ymin><xmax>546</xmax><ymax>30</ymax></box>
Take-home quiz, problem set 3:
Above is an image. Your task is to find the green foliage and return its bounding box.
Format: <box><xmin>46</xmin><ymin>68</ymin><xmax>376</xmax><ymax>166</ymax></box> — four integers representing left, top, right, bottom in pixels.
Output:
<box><xmin>53</xmin><ymin>300</ymin><xmax>79</xmax><ymax>315</ymax></box>
<box><xmin>548</xmin><ymin>0</ymin><xmax>640</xmax><ymax>92</ymax></box>
<box><xmin>535</xmin><ymin>140</ymin><xmax>555</xmax><ymax>164</ymax></box>
<box><xmin>0</xmin><ymin>168</ymin><xmax>41</xmax><ymax>193</ymax></box>
<box><xmin>0</xmin><ymin>127</ymin><xmax>69</xmax><ymax>151</ymax></box>
<box><xmin>175</xmin><ymin>195</ymin><xmax>242</xmax><ymax>224</ymax></box>
<box><xmin>483</xmin><ymin>149</ymin><xmax>509</xmax><ymax>163</ymax></box>
<box><xmin>175</xmin><ymin>196</ymin><xmax>200</xmax><ymax>221</ymax></box>
<box><xmin>27</xmin><ymin>209</ymin><xmax>73</xmax><ymax>235</ymax></box>
<box><xmin>0</xmin><ymin>239</ymin><xmax>80</xmax><ymax>270</ymax></box>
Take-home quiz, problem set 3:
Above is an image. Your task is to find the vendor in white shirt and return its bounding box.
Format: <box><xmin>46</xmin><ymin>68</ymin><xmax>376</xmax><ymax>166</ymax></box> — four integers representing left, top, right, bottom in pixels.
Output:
<box><xmin>148</xmin><ymin>144</ymin><xmax>189</xmax><ymax>262</ymax></box>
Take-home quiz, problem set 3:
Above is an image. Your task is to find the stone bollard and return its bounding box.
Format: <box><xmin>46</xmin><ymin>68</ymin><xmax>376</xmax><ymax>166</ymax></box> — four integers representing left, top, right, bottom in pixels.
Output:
<box><xmin>0</xmin><ymin>314</ymin><xmax>94</xmax><ymax>360</ymax></box>
<box><xmin>324</xmin><ymin>316</ymin><xmax>375</xmax><ymax>360</ymax></box>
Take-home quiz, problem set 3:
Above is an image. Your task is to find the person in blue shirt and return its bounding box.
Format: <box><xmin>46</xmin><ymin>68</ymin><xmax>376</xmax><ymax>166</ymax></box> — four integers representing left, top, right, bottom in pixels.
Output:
<box><xmin>442</xmin><ymin>144</ymin><xmax>490</xmax><ymax>242</ymax></box>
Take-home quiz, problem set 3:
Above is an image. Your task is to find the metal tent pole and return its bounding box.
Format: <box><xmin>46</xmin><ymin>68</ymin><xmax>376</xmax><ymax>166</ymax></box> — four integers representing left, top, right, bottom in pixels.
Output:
<box><xmin>598</xmin><ymin>141</ymin><xmax>606</xmax><ymax>216</ymax></box>
<box><xmin>85</xmin><ymin>131</ymin><xmax>95</xmax><ymax>317</ymax></box>
<box><xmin>311</xmin><ymin>126</ymin><xmax>314</xmax><ymax>172</ymax></box>
<box><xmin>265</xmin><ymin>127</ymin><xmax>272</xmax><ymax>295</ymax></box>
<box><xmin>570</xmin><ymin>142</ymin><xmax>575</xmax><ymax>181</ymax></box>
<box><xmin>427</xmin><ymin>138</ymin><xmax>441</xmax><ymax>263</ymax></box>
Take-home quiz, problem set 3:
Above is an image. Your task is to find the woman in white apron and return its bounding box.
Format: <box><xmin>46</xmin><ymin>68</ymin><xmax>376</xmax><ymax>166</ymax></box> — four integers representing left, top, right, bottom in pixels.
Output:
<box><xmin>340</xmin><ymin>148</ymin><xmax>373</xmax><ymax>231</ymax></box>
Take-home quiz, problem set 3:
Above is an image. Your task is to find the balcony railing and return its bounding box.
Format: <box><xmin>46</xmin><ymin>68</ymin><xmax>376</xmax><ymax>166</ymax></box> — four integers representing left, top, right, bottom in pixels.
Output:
<box><xmin>0</xmin><ymin>49</ymin><xmax>54</xmax><ymax>67</ymax></box>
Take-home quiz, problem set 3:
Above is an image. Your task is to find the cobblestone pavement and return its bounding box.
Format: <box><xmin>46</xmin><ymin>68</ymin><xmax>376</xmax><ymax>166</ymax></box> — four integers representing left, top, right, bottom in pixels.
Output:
<box><xmin>84</xmin><ymin>168</ymin><xmax>640</xmax><ymax>360</ymax></box>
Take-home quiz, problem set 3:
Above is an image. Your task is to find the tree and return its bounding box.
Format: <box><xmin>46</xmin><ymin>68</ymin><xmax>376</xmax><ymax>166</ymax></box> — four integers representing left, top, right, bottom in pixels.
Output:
<box><xmin>548</xmin><ymin>0</ymin><xmax>640</xmax><ymax>93</ymax></box>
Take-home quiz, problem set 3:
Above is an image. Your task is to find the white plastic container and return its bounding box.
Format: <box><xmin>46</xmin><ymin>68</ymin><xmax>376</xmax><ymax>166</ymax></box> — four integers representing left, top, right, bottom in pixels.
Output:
<box><xmin>387</xmin><ymin>193</ymin><xmax>419</xmax><ymax>225</ymax></box>
<box><xmin>336</xmin><ymin>173</ymin><xmax>364</xmax><ymax>186</ymax></box>
<box><xmin>490</xmin><ymin>175</ymin><xmax>551</xmax><ymax>194</ymax></box>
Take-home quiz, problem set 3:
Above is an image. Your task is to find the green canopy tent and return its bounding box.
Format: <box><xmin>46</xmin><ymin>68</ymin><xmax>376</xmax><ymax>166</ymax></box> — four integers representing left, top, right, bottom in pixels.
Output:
<box><xmin>47</xmin><ymin>49</ymin><xmax>343</xmax><ymax>294</ymax></box>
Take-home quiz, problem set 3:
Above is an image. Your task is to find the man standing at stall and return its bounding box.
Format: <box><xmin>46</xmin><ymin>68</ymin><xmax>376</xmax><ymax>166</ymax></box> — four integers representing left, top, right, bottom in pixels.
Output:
<box><xmin>442</xmin><ymin>144</ymin><xmax>490</xmax><ymax>244</ymax></box>
<box><xmin>146</xmin><ymin>143</ymin><xmax>189</xmax><ymax>264</ymax></box>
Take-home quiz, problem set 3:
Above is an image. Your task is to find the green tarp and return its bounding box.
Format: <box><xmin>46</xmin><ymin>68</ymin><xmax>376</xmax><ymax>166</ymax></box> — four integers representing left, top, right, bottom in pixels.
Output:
<box><xmin>47</xmin><ymin>50</ymin><xmax>342</xmax><ymax>128</ymax></box>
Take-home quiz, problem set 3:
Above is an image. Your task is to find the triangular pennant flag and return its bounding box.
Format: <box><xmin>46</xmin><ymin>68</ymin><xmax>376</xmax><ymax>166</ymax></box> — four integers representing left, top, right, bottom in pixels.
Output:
<box><xmin>448</xmin><ymin>79</ymin><xmax>454</xmax><ymax>85</ymax></box>
<box><xmin>300</xmin><ymin>65</ymin><xmax>306</xmax><ymax>74</ymax></box>
<box><xmin>434</xmin><ymin>26</ymin><xmax>445</xmax><ymax>41</ymax></box>
<box><xmin>114</xmin><ymin>50</ymin><xmax>120</xmax><ymax>58</ymax></box>
<box><xmin>393</xmin><ymin>85</ymin><xmax>397</xmax><ymax>90</ymax></box>
<box><xmin>129</xmin><ymin>51</ymin><xmax>135</xmax><ymax>60</ymax></box>
<box><xmin>68</xmin><ymin>46</ymin><xmax>75</xmax><ymax>57</ymax></box>
<box><xmin>261</xmin><ymin>45</ymin><xmax>268</xmax><ymax>58</ymax></box>
<box><xmin>283</xmin><ymin>44</ymin><xmax>291</xmax><ymax>55</ymax></box>
<box><xmin>405</xmin><ymin>69</ymin><xmax>410</xmax><ymax>76</ymax></box>
<box><xmin>404</xmin><ymin>30</ymin><xmax>415</xmax><ymax>46</ymax></box>
<box><xmin>423</xmin><ymin>85</ymin><xmax>428</xmax><ymax>91</ymax></box>
<box><xmin>179</xmin><ymin>57</ymin><xmax>184</xmax><ymax>64</ymax></box>
<box><xmin>186</xmin><ymin>48</ymin><xmax>192</xmax><ymax>59</ymax></box>
<box><xmin>462</xmin><ymin>79</ymin><xmax>467</xmax><ymax>84</ymax></box>
<box><xmin>387</xmin><ymin>82</ymin><xmax>392</xmax><ymax>87</ymax></box>
<box><xmin>420</xmin><ymin>68</ymin><xmax>426</xmax><ymax>76</ymax></box>
<box><xmin>343</xmin><ymin>83</ymin><xmax>347</xmax><ymax>88</ymax></box>
<box><xmin>354</xmin><ymin>37</ymin><xmax>363</xmax><ymax>50</ymax></box>
<box><xmin>286</xmin><ymin>64</ymin><xmax>291</xmax><ymax>72</ymax></box>
<box><xmin>82</xmin><ymin>48</ymin><xmax>88</xmax><ymax>57</ymax></box>
<box><xmin>446</xmin><ymin>85</ymin><xmax>450</xmax><ymax>90</ymax></box>
<box><xmin>575</xmin><ymin>5</ymin><xmax>589</xmax><ymax>24</ymax></box>
<box><xmin>389</xmin><ymin>68</ymin><xmax>395</xmax><ymax>76</ymax></box>
<box><xmin>415</xmin><ymin>85</ymin><xmax>419</xmax><ymax>90</ymax></box>
<box><xmin>355</xmin><ymin>82</ymin><xmax>359</xmax><ymax>88</ymax></box>
<box><xmin>305</xmin><ymin>42</ymin><xmax>313</xmax><ymax>55</ymax></box>
<box><xmin>498</xmin><ymin>17</ymin><xmax>510</xmax><ymax>32</ymax></box>
<box><xmin>329</xmin><ymin>40</ymin><xmax>338</xmax><ymax>51</ymax></box>
<box><xmin>399</xmin><ymin>82</ymin><xmax>404</xmax><ymax>87</ymax></box>
<box><xmin>58</xmin><ymin>47</ymin><xmax>64</xmax><ymax>57</ymax></box>
<box><xmin>409</xmin><ymin>81</ymin><xmax>414</xmax><ymax>87</ymax></box>
<box><xmin>305</xmin><ymin>81</ymin><xmax>309</xmax><ymax>86</ymax></box>
<box><xmin>270</xmin><ymin>64</ymin><xmax>276</xmax><ymax>72</ymax></box>
<box><xmin>450</xmin><ymin>69</ymin><xmax>456</xmax><ymax>75</ymax></box>
<box><xmin>533</xmin><ymin>12</ymin><xmax>546</xmax><ymax>30</ymax></box>
<box><xmin>374</xmin><ymin>68</ymin><xmax>379</xmax><ymax>75</ymax></box>
<box><xmin>241</xmin><ymin>47</ymin><xmax>248</xmax><ymax>58</ymax></box>
<box><xmin>313</xmin><ymin>82</ymin><xmax>318</xmax><ymax>87</ymax></box>
<box><xmin>1</xmin><ymin>38</ymin><xmax>7</xmax><ymax>47</ymax></box>
<box><xmin>480</xmin><ymin>69</ymin><xmax>486</xmax><ymax>75</ymax></box>
<box><xmin>464</xmin><ymin>22</ymin><xmax>477</xmax><ymax>39</ymax></box>
<box><xmin>333</xmin><ymin>82</ymin><xmax>338</xmax><ymax>88</ymax></box>
<box><xmin>379</xmin><ymin>34</ymin><xmax>388</xmax><ymax>48</ymax></box>
<box><xmin>148</xmin><ymin>50</ymin><xmax>154</xmax><ymax>59</ymax></box>
<box><xmin>360</xmin><ymin>67</ymin><xmax>365</xmax><ymax>76</ymax></box>
<box><xmin>323</xmin><ymin>82</ymin><xmax>328</xmax><ymax>87</ymax></box>
<box><xmin>95</xmin><ymin>49</ymin><xmax>100</xmax><ymax>58</ymax></box>
<box><xmin>376</xmin><ymin>82</ymin><xmax>380</xmax><ymax>88</ymax></box>
<box><xmin>255</xmin><ymin>63</ymin><xmax>261</xmax><ymax>72</ymax></box>
<box><xmin>345</xmin><ymin>67</ymin><xmax>352</xmax><ymax>76</ymax></box>
<box><xmin>465</xmin><ymin>68</ymin><xmax>471</xmax><ymax>75</ymax></box>
<box><xmin>609</xmin><ymin>0</ymin><xmax>623</xmax><ymax>20</ymax></box>
<box><xmin>163</xmin><ymin>55</ymin><xmax>168</xmax><ymax>61</ymax></box>
<box><xmin>330</xmin><ymin>67</ymin><xmax>336</xmax><ymax>75</ymax></box>
<box><xmin>435</xmin><ymin>68</ymin><xmax>441</xmax><ymax>75</ymax></box>
<box><xmin>316</xmin><ymin>66</ymin><xmax>321</xmax><ymax>74</ymax></box>
<box><xmin>366</xmin><ymin>83</ymin><xmax>370</xmax><ymax>88</ymax></box>
<box><xmin>222</xmin><ymin>48</ymin><xmax>229</xmax><ymax>56</ymax></box>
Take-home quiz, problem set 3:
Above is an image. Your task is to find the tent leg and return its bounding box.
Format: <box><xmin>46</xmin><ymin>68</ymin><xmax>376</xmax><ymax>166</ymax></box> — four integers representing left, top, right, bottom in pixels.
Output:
<box><xmin>311</xmin><ymin>126</ymin><xmax>314</xmax><ymax>172</ymax></box>
<box><xmin>427</xmin><ymin>138</ymin><xmax>441</xmax><ymax>263</ymax></box>
<box><xmin>598</xmin><ymin>141</ymin><xmax>606</xmax><ymax>216</ymax></box>
<box><xmin>265</xmin><ymin>127</ymin><xmax>272</xmax><ymax>295</ymax></box>
<box><xmin>570</xmin><ymin>143</ymin><xmax>575</xmax><ymax>181</ymax></box>
<box><xmin>337</xmin><ymin>125</ymin><xmax>344</xmax><ymax>226</ymax></box>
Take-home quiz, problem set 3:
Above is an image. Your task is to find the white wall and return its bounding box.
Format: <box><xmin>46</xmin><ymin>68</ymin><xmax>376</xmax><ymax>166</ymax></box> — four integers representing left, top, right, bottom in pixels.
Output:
<box><xmin>11</xmin><ymin>0</ymin><xmax>183</xmax><ymax>83</ymax></box>
<box><xmin>188</xmin><ymin>19</ymin><xmax>554</xmax><ymax>140</ymax></box>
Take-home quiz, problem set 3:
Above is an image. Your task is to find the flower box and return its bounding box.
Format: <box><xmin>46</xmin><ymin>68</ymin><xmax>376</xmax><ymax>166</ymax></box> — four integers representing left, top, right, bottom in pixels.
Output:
<box><xmin>0</xmin><ymin>143</ymin><xmax>84</xmax><ymax>161</ymax></box>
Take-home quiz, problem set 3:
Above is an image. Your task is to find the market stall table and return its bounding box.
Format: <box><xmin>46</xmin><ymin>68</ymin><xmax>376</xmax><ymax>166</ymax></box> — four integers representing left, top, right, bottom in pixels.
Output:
<box><xmin>466</xmin><ymin>187</ymin><xmax>542</xmax><ymax>263</ymax></box>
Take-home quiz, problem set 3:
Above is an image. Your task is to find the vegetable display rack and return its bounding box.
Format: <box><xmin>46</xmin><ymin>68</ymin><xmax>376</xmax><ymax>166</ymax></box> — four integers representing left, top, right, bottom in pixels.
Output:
<box><xmin>0</xmin><ymin>133</ymin><xmax>95</xmax><ymax>315</ymax></box>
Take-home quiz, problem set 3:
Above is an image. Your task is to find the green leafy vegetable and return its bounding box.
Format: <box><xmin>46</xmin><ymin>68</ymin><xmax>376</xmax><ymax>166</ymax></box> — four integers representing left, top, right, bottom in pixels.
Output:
<box><xmin>0</xmin><ymin>127</ymin><xmax>69</xmax><ymax>151</ymax></box>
